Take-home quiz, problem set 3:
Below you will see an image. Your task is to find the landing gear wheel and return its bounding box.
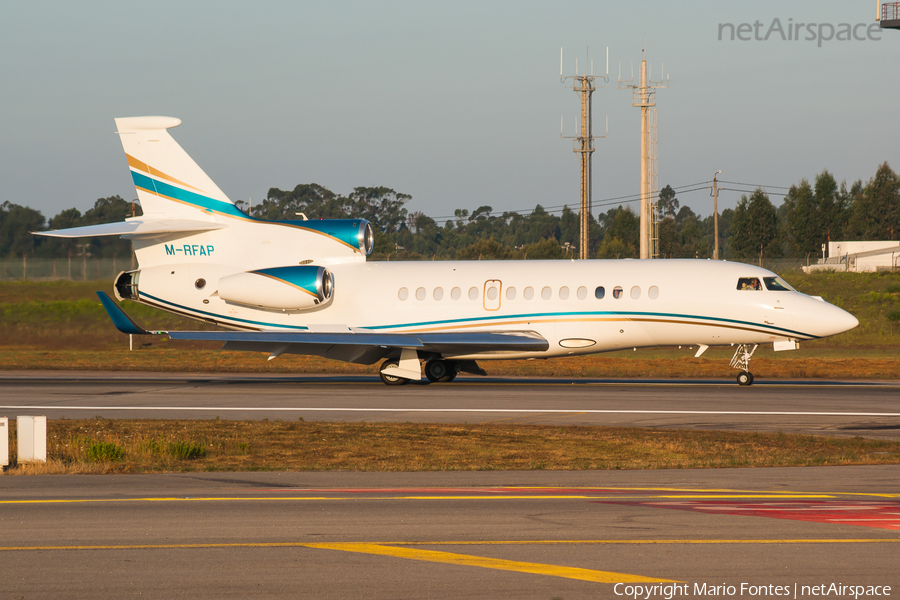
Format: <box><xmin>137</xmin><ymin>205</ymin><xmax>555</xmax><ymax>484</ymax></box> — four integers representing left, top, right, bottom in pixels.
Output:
<box><xmin>379</xmin><ymin>359</ymin><xmax>409</xmax><ymax>386</ymax></box>
<box><xmin>737</xmin><ymin>371</ymin><xmax>754</xmax><ymax>386</ymax></box>
<box><xmin>424</xmin><ymin>359</ymin><xmax>451</xmax><ymax>383</ymax></box>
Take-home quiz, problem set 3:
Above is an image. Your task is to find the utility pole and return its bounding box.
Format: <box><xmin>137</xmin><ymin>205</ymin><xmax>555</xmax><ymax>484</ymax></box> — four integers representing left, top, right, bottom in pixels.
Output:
<box><xmin>619</xmin><ymin>51</ymin><xmax>668</xmax><ymax>259</ymax></box>
<box><xmin>561</xmin><ymin>47</ymin><xmax>608</xmax><ymax>260</ymax></box>
<box><xmin>713</xmin><ymin>170</ymin><xmax>721</xmax><ymax>260</ymax></box>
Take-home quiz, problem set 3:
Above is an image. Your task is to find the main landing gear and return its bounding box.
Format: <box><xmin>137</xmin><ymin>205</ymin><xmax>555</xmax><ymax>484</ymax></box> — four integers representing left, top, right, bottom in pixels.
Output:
<box><xmin>379</xmin><ymin>359</ymin><xmax>407</xmax><ymax>385</ymax></box>
<box><xmin>424</xmin><ymin>359</ymin><xmax>458</xmax><ymax>383</ymax></box>
<box><xmin>730</xmin><ymin>344</ymin><xmax>758</xmax><ymax>386</ymax></box>
<box><xmin>378</xmin><ymin>358</ymin><xmax>475</xmax><ymax>385</ymax></box>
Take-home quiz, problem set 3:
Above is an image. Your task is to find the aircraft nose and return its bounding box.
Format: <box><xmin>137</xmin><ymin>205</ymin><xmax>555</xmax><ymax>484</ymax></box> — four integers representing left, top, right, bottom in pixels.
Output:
<box><xmin>822</xmin><ymin>304</ymin><xmax>859</xmax><ymax>337</ymax></box>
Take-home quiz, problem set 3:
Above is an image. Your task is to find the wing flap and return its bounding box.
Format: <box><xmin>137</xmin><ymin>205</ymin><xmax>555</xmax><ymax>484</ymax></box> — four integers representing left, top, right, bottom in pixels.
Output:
<box><xmin>168</xmin><ymin>330</ymin><xmax>548</xmax><ymax>354</ymax></box>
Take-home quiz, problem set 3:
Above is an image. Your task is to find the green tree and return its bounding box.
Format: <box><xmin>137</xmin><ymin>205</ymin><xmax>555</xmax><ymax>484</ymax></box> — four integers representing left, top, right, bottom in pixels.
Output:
<box><xmin>728</xmin><ymin>189</ymin><xmax>781</xmax><ymax>260</ymax></box>
<box><xmin>0</xmin><ymin>202</ymin><xmax>45</xmax><ymax>257</ymax></box>
<box><xmin>847</xmin><ymin>162</ymin><xmax>900</xmax><ymax>240</ymax></box>
<box><xmin>518</xmin><ymin>238</ymin><xmax>567</xmax><ymax>260</ymax></box>
<box><xmin>596</xmin><ymin>207</ymin><xmax>638</xmax><ymax>258</ymax></box>
<box><xmin>455</xmin><ymin>238</ymin><xmax>514</xmax><ymax>260</ymax></box>
<box><xmin>350</xmin><ymin>187</ymin><xmax>410</xmax><ymax>233</ymax></box>
<box><xmin>254</xmin><ymin>183</ymin><xmax>350</xmax><ymax>220</ymax></box>
<box><xmin>658</xmin><ymin>184</ymin><xmax>680</xmax><ymax>218</ymax></box>
<box><xmin>783</xmin><ymin>170</ymin><xmax>852</xmax><ymax>257</ymax></box>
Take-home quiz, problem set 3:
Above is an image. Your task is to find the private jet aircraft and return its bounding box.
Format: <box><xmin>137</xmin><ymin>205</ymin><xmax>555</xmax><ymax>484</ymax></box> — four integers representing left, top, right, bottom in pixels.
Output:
<box><xmin>36</xmin><ymin>116</ymin><xmax>859</xmax><ymax>385</ymax></box>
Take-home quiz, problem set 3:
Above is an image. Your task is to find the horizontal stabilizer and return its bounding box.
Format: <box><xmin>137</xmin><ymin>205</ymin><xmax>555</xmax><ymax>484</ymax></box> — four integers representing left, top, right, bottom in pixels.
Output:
<box><xmin>34</xmin><ymin>218</ymin><xmax>226</xmax><ymax>239</ymax></box>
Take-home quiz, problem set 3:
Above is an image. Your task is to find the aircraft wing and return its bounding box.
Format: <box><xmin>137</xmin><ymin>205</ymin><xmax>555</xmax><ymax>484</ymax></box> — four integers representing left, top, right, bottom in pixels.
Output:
<box><xmin>34</xmin><ymin>218</ymin><xmax>227</xmax><ymax>239</ymax></box>
<box><xmin>97</xmin><ymin>292</ymin><xmax>548</xmax><ymax>364</ymax></box>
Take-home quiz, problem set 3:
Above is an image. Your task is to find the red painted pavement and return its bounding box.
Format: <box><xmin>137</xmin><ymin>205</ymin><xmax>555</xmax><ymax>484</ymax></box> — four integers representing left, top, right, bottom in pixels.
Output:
<box><xmin>607</xmin><ymin>500</ymin><xmax>900</xmax><ymax>531</ymax></box>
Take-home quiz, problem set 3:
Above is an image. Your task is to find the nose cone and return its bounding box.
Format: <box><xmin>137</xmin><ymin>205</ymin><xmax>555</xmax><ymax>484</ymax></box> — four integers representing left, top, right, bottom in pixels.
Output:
<box><xmin>819</xmin><ymin>303</ymin><xmax>859</xmax><ymax>338</ymax></box>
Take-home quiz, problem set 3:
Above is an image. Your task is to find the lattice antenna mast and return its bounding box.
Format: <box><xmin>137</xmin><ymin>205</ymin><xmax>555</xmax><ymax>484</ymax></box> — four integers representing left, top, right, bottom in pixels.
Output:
<box><xmin>560</xmin><ymin>47</ymin><xmax>609</xmax><ymax>260</ymax></box>
<box><xmin>619</xmin><ymin>49</ymin><xmax>668</xmax><ymax>259</ymax></box>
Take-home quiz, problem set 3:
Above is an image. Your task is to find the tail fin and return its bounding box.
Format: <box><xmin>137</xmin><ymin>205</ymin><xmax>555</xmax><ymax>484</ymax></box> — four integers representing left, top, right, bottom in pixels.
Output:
<box><xmin>115</xmin><ymin>116</ymin><xmax>236</xmax><ymax>219</ymax></box>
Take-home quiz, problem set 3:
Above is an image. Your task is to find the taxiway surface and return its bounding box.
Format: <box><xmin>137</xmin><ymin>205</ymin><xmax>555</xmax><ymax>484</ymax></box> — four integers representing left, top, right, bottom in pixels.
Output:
<box><xmin>1</xmin><ymin>371</ymin><xmax>899</xmax><ymax>439</ymax></box>
<box><xmin>2</xmin><ymin>467</ymin><xmax>899</xmax><ymax>599</ymax></box>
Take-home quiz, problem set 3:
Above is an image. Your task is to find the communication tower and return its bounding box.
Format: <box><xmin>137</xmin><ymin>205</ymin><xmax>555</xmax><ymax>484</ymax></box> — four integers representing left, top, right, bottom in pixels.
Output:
<box><xmin>619</xmin><ymin>51</ymin><xmax>668</xmax><ymax>259</ymax></box>
<box><xmin>560</xmin><ymin>47</ymin><xmax>608</xmax><ymax>260</ymax></box>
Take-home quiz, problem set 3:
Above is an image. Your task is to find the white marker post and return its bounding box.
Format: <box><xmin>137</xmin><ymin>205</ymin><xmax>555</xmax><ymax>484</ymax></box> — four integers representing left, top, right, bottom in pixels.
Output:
<box><xmin>0</xmin><ymin>418</ymin><xmax>8</xmax><ymax>468</ymax></box>
<box><xmin>17</xmin><ymin>416</ymin><xmax>47</xmax><ymax>464</ymax></box>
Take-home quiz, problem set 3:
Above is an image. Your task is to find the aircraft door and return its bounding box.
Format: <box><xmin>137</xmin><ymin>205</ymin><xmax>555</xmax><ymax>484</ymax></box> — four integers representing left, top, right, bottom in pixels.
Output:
<box><xmin>483</xmin><ymin>280</ymin><xmax>501</xmax><ymax>311</ymax></box>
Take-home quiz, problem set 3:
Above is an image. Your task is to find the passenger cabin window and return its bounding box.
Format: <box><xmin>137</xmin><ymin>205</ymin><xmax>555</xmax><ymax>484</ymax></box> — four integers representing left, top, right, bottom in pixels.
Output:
<box><xmin>737</xmin><ymin>277</ymin><xmax>762</xmax><ymax>291</ymax></box>
<box><xmin>764</xmin><ymin>277</ymin><xmax>794</xmax><ymax>292</ymax></box>
<box><xmin>612</xmin><ymin>286</ymin><xmax>623</xmax><ymax>299</ymax></box>
<box><xmin>595</xmin><ymin>286</ymin><xmax>605</xmax><ymax>299</ymax></box>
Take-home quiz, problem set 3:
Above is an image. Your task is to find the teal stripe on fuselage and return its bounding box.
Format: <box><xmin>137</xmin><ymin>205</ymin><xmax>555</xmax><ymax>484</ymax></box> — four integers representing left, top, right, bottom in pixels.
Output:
<box><xmin>139</xmin><ymin>291</ymin><xmax>309</xmax><ymax>331</ymax></box>
<box><xmin>138</xmin><ymin>290</ymin><xmax>813</xmax><ymax>339</ymax></box>
<box><xmin>363</xmin><ymin>310</ymin><xmax>814</xmax><ymax>339</ymax></box>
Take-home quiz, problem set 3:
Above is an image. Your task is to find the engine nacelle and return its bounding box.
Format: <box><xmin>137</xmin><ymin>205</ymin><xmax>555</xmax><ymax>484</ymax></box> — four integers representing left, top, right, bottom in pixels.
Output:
<box><xmin>218</xmin><ymin>265</ymin><xmax>334</xmax><ymax>311</ymax></box>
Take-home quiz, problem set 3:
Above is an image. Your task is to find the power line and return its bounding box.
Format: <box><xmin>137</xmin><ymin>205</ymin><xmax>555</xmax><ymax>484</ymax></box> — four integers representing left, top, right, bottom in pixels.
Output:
<box><xmin>718</xmin><ymin>187</ymin><xmax>789</xmax><ymax>197</ymax></box>
<box><xmin>718</xmin><ymin>179</ymin><xmax>792</xmax><ymax>190</ymax></box>
<box><xmin>428</xmin><ymin>179</ymin><xmax>791</xmax><ymax>221</ymax></box>
<box><xmin>430</xmin><ymin>180</ymin><xmax>713</xmax><ymax>221</ymax></box>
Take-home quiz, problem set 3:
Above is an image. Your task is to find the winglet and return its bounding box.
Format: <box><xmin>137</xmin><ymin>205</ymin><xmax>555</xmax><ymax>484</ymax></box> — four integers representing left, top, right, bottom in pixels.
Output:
<box><xmin>96</xmin><ymin>292</ymin><xmax>150</xmax><ymax>335</ymax></box>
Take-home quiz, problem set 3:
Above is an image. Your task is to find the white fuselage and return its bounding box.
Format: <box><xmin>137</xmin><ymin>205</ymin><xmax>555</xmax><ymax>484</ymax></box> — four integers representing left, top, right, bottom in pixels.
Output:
<box><xmin>128</xmin><ymin>221</ymin><xmax>857</xmax><ymax>361</ymax></box>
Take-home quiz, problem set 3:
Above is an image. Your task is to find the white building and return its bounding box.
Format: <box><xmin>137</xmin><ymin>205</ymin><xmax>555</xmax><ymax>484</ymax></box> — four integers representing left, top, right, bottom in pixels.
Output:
<box><xmin>803</xmin><ymin>241</ymin><xmax>900</xmax><ymax>273</ymax></box>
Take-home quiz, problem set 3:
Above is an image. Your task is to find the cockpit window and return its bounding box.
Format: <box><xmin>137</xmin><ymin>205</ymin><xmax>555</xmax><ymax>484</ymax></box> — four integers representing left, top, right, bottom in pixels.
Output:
<box><xmin>737</xmin><ymin>277</ymin><xmax>762</xmax><ymax>291</ymax></box>
<box><xmin>764</xmin><ymin>276</ymin><xmax>794</xmax><ymax>292</ymax></box>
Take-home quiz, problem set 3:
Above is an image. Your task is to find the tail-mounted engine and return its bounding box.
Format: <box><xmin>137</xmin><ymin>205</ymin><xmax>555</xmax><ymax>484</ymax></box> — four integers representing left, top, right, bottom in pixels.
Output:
<box><xmin>114</xmin><ymin>270</ymin><xmax>141</xmax><ymax>301</ymax></box>
<box><xmin>218</xmin><ymin>265</ymin><xmax>334</xmax><ymax>311</ymax></box>
<box><xmin>288</xmin><ymin>219</ymin><xmax>374</xmax><ymax>256</ymax></box>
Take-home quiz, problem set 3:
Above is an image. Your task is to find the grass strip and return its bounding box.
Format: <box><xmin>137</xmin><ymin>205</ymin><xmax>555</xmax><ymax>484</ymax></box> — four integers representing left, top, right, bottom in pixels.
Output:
<box><xmin>2</xmin><ymin>349</ymin><xmax>900</xmax><ymax>380</ymax></box>
<box><xmin>3</xmin><ymin>419</ymin><xmax>900</xmax><ymax>475</ymax></box>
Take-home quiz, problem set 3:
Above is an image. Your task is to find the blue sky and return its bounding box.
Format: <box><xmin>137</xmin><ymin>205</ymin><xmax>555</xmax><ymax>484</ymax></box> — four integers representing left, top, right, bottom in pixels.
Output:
<box><xmin>1</xmin><ymin>0</ymin><xmax>896</xmax><ymax>223</ymax></box>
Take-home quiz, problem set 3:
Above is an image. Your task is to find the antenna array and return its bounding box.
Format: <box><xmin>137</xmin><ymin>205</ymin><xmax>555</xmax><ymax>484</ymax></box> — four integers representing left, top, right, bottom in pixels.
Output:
<box><xmin>560</xmin><ymin>47</ymin><xmax>609</xmax><ymax>260</ymax></box>
<box><xmin>619</xmin><ymin>52</ymin><xmax>669</xmax><ymax>259</ymax></box>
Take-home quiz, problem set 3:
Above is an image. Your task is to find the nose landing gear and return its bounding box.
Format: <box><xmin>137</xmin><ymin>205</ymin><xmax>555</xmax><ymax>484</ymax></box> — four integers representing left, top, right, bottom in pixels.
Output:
<box><xmin>730</xmin><ymin>344</ymin><xmax>758</xmax><ymax>386</ymax></box>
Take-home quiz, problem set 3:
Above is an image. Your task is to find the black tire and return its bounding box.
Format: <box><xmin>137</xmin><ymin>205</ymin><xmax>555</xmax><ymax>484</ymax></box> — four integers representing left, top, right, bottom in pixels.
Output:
<box><xmin>379</xmin><ymin>359</ymin><xmax>409</xmax><ymax>386</ymax></box>
<box><xmin>424</xmin><ymin>359</ymin><xmax>450</xmax><ymax>383</ymax></box>
<box><xmin>737</xmin><ymin>371</ymin><xmax>753</xmax><ymax>386</ymax></box>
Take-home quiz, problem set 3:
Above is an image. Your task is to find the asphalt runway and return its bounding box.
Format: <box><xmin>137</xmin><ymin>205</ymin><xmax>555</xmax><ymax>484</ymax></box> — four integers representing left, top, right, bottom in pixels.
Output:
<box><xmin>2</xmin><ymin>467</ymin><xmax>899</xmax><ymax>599</ymax></box>
<box><xmin>1</xmin><ymin>371</ymin><xmax>899</xmax><ymax>439</ymax></box>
